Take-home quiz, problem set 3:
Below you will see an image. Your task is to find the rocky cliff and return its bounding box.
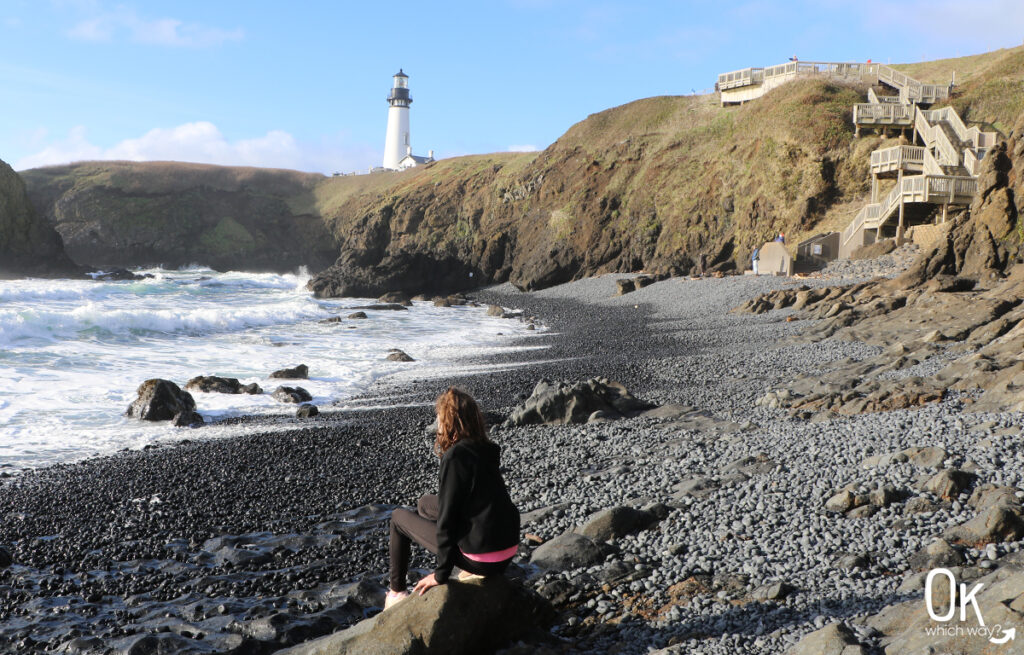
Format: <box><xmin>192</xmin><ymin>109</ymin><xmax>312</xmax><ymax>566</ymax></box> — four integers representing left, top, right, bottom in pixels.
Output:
<box><xmin>0</xmin><ymin>158</ymin><xmax>78</xmax><ymax>278</ymax></box>
<box><xmin>21</xmin><ymin>161</ymin><xmax>339</xmax><ymax>273</ymax></box>
<box><xmin>20</xmin><ymin>46</ymin><xmax>1024</xmax><ymax>292</ymax></box>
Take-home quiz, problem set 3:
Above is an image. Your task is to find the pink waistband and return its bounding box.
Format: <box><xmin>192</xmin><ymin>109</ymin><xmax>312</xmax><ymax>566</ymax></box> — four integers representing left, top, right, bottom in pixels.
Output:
<box><xmin>461</xmin><ymin>545</ymin><xmax>518</xmax><ymax>563</ymax></box>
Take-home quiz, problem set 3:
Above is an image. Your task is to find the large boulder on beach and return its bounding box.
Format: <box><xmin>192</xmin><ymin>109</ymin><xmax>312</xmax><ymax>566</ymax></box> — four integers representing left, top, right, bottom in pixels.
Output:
<box><xmin>271</xmin><ymin>364</ymin><xmax>309</xmax><ymax>379</ymax></box>
<box><xmin>530</xmin><ymin>532</ymin><xmax>607</xmax><ymax>570</ymax></box>
<box><xmin>185</xmin><ymin>375</ymin><xmax>261</xmax><ymax>395</ymax></box>
<box><xmin>125</xmin><ymin>379</ymin><xmax>202</xmax><ymax>424</ymax></box>
<box><xmin>575</xmin><ymin>506</ymin><xmax>659</xmax><ymax>542</ymax></box>
<box><xmin>276</xmin><ymin>577</ymin><xmax>554</xmax><ymax>655</ymax></box>
<box><xmin>506</xmin><ymin>377</ymin><xmax>655</xmax><ymax>426</ymax></box>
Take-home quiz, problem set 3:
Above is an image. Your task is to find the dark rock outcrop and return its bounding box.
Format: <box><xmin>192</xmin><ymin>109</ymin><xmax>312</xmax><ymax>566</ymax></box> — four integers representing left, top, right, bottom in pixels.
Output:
<box><xmin>506</xmin><ymin>377</ymin><xmax>655</xmax><ymax>426</ymax></box>
<box><xmin>273</xmin><ymin>386</ymin><xmax>312</xmax><ymax>403</ymax></box>
<box><xmin>185</xmin><ymin>376</ymin><xmax>262</xmax><ymax>395</ymax></box>
<box><xmin>277</xmin><ymin>577</ymin><xmax>554</xmax><ymax>655</ymax></box>
<box><xmin>296</xmin><ymin>404</ymin><xmax>319</xmax><ymax>418</ymax></box>
<box><xmin>125</xmin><ymin>379</ymin><xmax>202</xmax><ymax>425</ymax></box>
<box><xmin>386</xmin><ymin>349</ymin><xmax>415</xmax><ymax>362</ymax></box>
<box><xmin>0</xmin><ymin>158</ymin><xmax>79</xmax><ymax>278</ymax></box>
<box><xmin>271</xmin><ymin>364</ymin><xmax>309</xmax><ymax>379</ymax></box>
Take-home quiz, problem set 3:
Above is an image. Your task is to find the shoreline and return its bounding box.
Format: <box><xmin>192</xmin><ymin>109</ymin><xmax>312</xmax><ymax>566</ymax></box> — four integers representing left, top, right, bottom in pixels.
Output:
<box><xmin>2</xmin><ymin>268</ymin><xmax>1020</xmax><ymax>653</ymax></box>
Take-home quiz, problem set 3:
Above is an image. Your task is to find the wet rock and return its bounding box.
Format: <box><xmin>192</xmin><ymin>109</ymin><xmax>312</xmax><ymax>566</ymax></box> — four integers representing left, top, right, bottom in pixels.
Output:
<box><xmin>273</xmin><ymin>386</ymin><xmax>313</xmax><ymax>403</ymax></box>
<box><xmin>347</xmin><ymin>311</ymin><xmax>368</xmax><ymax>319</ymax></box>
<box><xmin>270</xmin><ymin>364</ymin><xmax>309</xmax><ymax>379</ymax></box>
<box><xmin>386</xmin><ymin>349</ymin><xmax>415</xmax><ymax>362</ymax></box>
<box><xmin>506</xmin><ymin>377</ymin><xmax>655</xmax><ymax>426</ymax></box>
<box><xmin>296</xmin><ymin>404</ymin><xmax>319</xmax><ymax>418</ymax></box>
<box><xmin>530</xmin><ymin>532</ymin><xmax>607</xmax><ymax>570</ymax></box>
<box><xmin>575</xmin><ymin>506</ymin><xmax>659</xmax><ymax>542</ymax></box>
<box><xmin>125</xmin><ymin>379</ymin><xmax>198</xmax><ymax>422</ymax></box>
<box><xmin>350</xmin><ymin>303</ymin><xmax>408</xmax><ymax>311</ymax></box>
<box><xmin>172</xmin><ymin>410</ymin><xmax>204</xmax><ymax>427</ymax></box>
<box><xmin>277</xmin><ymin>577</ymin><xmax>554</xmax><ymax>655</ymax></box>
<box><xmin>487</xmin><ymin>304</ymin><xmax>506</xmax><ymax>317</ymax></box>
<box><xmin>185</xmin><ymin>375</ymin><xmax>262</xmax><ymax>395</ymax></box>
<box><xmin>376</xmin><ymin>292</ymin><xmax>412</xmax><ymax>306</ymax></box>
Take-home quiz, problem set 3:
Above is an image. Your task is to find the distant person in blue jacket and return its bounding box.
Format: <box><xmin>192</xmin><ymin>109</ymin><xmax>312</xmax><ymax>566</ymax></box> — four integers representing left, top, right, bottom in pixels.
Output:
<box><xmin>751</xmin><ymin>247</ymin><xmax>760</xmax><ymax>275</ymax></box>
<box><xmin>775</xmin><ymin>232</ymin><xmax>786</xmax><ymax>244</ymax></box>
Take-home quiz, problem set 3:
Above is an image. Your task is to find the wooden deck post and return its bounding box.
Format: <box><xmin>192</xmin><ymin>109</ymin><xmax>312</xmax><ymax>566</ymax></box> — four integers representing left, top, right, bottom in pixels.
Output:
<box><xmin>896</xmin><ymin>198</ymin><xmax>905</xmax><ymax>244</ymax></box>
<box><xmin>871</xmin><ymin>173</ymin><xmax>878</xmax><ymax>203</ymax></box>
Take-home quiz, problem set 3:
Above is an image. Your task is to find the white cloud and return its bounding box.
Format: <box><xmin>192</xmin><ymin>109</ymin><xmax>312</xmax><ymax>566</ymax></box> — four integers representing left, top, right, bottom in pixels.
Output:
<box><xmin>508</xmin><ymin>144</ymin><xmax>539</xmax><ymax>152</ymax></box>
<box><xmin>14</xmin><ymin>122</ymin><xmax>379</xmax><ymax>174</ymax></box>
<box><xmin>67</xmin><ymin>7</ymin><xmax>243</xmax><ymax>47</ymax></box>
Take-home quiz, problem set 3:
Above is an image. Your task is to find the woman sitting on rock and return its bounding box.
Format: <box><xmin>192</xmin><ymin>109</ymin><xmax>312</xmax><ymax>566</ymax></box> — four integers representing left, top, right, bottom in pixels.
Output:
<box><xmin>385</xmin><ymin>387</ymin><xmax>521</xmax><ymax>609</ymax></box>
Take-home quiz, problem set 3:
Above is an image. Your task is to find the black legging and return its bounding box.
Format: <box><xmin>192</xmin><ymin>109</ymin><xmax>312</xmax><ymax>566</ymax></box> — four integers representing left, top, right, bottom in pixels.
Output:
<box><xmin>389</xmin><ymin>494</ymin><xmax>512</xmax><ymax>592</ymax></box>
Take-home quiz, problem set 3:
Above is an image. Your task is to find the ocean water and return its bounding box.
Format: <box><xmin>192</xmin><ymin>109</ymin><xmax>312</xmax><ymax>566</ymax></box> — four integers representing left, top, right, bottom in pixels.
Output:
<box><xmin>0</xmin><ymin>267</ymin><xmax>537</xmax><ymax>469</ymax></box>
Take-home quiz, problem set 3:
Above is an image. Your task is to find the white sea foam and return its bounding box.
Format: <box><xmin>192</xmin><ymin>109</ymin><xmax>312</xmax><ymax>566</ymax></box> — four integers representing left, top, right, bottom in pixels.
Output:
<box><xmin>0</xmin><ymin>268</ymin><xmax>541</xmax><ymax>469</ymax></box>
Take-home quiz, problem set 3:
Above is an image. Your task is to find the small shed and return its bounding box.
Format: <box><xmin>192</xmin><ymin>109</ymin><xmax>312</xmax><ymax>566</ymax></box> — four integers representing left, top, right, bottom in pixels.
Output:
<box><xmin>757</xmin><ymin>241</ymin><xmax>792</xmax><ymax>276</ymax></box>
<box><xmin>796</xmin><ymin>232</ymin><xmax>840</xmax><ymax>270</ymax></box>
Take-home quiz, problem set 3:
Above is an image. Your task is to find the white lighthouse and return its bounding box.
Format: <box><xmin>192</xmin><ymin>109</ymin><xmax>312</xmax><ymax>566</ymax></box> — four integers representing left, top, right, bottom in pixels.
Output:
<box><xmin>382</xmin><ymin>69</ymin><xmax>434</xmax><ymax>170</ymax></box>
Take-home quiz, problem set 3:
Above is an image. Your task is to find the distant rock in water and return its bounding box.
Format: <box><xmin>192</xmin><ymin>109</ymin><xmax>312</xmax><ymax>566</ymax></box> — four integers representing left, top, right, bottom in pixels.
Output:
<box><xmin>386</xmin><ymin>349</ymin><xmax>415</xmax><ymax>362</ymax></box>
<box><xmin>347</xmin><ymin>311</ymin><xmax>368</xmax><ymax>319</ymax></box>
<box><xmin>273</xmin><ymin>386</ymin><xmax>312</xmax><ymax>403</ymax></box>
<box><xmin>185</xmin><ymin>376</ymin><xmax>261</xmax><ymax>395</ymax></box>
<box><xmin>307</xmin><ymin>252</ymin><xmax>482</xmax><ymax>299</ymax></box>
<box><xmin>350</xmin><ymin>303</ymin><xmax>408</xmax><ymax>311</ymax></box>
<box><xmin>277</xmin><ymin>576</ymin><xmax>554</xmax><ymax>655</ymax></box>
<box><xmin>270</xmin><ymin>364</ymin><xmax>308</xmax><ymax>379</ymax></box>
<box><xmin>296</xmin><ymin>404</ymin><xmax>319</xmax><ymax>418</ymax></box>
<box><xmin>506</xmin><ymin>377</ymin><xmax>656</xmax><ymax>426</ymax></box>
<box><xmin>93</xmin><ymin>268</ymin><xmax>153</xmax><ymax>281</ymax></box>
<box><xmin>126</xmin><ymin>379</ymin><xmax>202</xmax><ymax>426</ymax></box>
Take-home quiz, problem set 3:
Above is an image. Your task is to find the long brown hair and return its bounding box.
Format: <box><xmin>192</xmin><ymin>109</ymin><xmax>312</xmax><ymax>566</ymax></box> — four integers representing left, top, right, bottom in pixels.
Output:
<box><xmin>434</xmin><ymin>387</ymin><xmax>489</xmax><ymax>456</ymax></box>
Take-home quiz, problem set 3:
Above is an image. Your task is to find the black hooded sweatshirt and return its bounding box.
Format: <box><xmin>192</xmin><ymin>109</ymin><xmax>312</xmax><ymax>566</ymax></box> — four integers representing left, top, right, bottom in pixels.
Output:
<box><xmin>434</xmin><ymin>439</ymin><xmax>520</xmax><ymax>583</ymax></box>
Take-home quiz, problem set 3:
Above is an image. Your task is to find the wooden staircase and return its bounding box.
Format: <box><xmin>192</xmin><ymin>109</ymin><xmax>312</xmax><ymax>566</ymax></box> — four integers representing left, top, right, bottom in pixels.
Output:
<box><xmin>715</xmin><ymin>58</ymin><xmax>998</xmax><ymax>261</ymax></box>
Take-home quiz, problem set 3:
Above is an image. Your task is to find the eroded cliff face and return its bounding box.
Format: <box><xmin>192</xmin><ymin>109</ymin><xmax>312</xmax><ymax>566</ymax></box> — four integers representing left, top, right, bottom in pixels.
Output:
<box><xmin>310</xmin><ymin>79</ymin><xmax>871</xmax><ymax>297</ymax></box>
<box><xmin>0</xmin><ymin>158</ymin><xmax>78</xmax><ymax>278</ymax></box>
<box><xmin>21</xmin><ymin>161</ymin><xmax>339</xmax><ymax>273</ymax></box>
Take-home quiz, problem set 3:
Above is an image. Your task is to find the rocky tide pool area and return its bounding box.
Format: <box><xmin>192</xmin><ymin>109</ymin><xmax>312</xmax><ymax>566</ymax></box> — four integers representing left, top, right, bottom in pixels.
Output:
<box><xmin>2</xmin><ymin>258</ymin><xmax>1023</xmax><ymax>654</ymax></box>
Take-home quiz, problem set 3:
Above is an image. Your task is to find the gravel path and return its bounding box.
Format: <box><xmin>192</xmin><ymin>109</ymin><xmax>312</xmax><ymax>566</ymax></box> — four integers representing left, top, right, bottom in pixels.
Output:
<box><xmin>1</xmin><ymin>267</ymin><xmax>1020</xmax><ymax>654</ymax></box>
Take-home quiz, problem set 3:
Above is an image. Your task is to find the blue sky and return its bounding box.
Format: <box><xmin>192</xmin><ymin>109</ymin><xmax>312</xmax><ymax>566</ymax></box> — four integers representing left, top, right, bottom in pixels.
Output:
<box><xmin>2</xmin><ymin>0</ymin><xmax>1022</xmax><ymax>173</ymax></box>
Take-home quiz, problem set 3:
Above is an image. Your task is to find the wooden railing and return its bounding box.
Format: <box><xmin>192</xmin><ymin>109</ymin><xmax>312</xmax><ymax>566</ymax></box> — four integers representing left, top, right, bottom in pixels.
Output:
<box><xmin>871</xmin><ymin>63</ymin><xmax>950</xmax><ymax>104</ymax></box>
<box><xmin>915</xmin><ymin>108</ymin><xmax>960</xmax><ymax>167</ymax></box>
<box><xmin>718</xmin><ymin>60</ymin><xmax>872</xmax><ymax>90</ymax></box>
<box><xmin>867</xmin><ymin>87</ymin><xmax>901</xmax><ymax>105</ymax></box>
<box><xmin>854</xmin><ymin>103</ymin><xmax>915</xmax><ymax>124</ymax></box>
<box><xmin>921</xmin><ymin>107</ymin><xmax>998</xmax><ymax>149</ymax></box>
<box><xmin>841</xmin><ymin>173</ymin><xmax>978</xmax><ymax>249</ymax></box>
<box><xmin>871</xmin><ymin>145</ymin><xmax>925</xmax><ymax>171</ymax></box>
